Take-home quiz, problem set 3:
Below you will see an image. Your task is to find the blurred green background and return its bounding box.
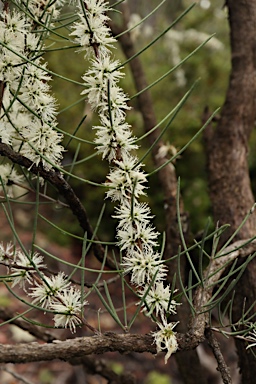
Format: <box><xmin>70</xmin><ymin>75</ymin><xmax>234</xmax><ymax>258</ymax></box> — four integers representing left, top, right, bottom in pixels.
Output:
<box><xmin>44</xmin><ymin>0</ymin><xmax>255</xmax><ymax>245</ymax></box>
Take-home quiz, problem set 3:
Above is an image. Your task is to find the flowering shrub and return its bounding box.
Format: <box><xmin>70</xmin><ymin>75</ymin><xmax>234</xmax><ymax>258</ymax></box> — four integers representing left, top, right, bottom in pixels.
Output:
<box><xmin>0</xmin><ymin>0</ymin><xmax>180</xmax><ymax>363</ymax></box>
<box><xmin>0</xmin><ymin>2</ymin><xmax>255</xmax><ymax>378</ymax></box>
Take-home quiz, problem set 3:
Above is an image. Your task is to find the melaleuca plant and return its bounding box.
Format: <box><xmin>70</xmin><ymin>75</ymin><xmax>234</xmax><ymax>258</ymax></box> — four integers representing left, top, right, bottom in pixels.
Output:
<box><xmin>0</xmin><ymin>2</ymin><xmax>255</xmax><ymax>378</ymax></box>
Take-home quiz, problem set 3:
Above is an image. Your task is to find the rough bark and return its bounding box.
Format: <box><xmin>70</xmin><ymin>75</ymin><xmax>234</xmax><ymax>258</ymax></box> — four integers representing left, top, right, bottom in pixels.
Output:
<box><xmin>205</xmin><ymin>328</ymin><xmax>231</xmax><ymax>384</ymax></box>
<box><xmin>204</xmin><ymin>1</ymin><xmax>256</xmax><ymax>382</ymax></box>
<box><xmin>204</xmin><ymin>0</ymin><xmax>256</xmax><ymax>243</ymax></box>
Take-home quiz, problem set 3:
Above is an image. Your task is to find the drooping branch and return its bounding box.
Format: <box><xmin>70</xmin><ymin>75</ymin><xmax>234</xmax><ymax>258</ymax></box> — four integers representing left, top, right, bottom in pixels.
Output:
<box><xmin>0</xmin><ymin>141</ymin><xmax>116</xmax><ymax>269</ymax></box>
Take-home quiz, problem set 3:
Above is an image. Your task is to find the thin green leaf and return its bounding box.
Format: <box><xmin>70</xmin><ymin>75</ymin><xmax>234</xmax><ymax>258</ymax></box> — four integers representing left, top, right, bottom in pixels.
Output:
<box><xmin>176</xmin><ymin>178</ymin><xmax>201</xmax><ymax>284</ymax></box>
<box><xmin>65</xmin><ymin>115</ymin><xmax>87</xmax><ymax>149</ymax></box>
<box><xmin>135</xmin><ymin>81</ymin><xmax>198</xmax><ymax>168</ymax></box>
<box><xmin>93</xmin><ymin>284</ymin><xmax>125</xmax><ymax>330</ymax></box>
<box><xmin>149</xmin><ymin>108</ymin><xmax>220</xmax><ymax>176</ymax></box>
<box><xmin>132</xmin><ymin>34</ymin><xmax>215</xmax><ymax>100</ymax></box>
<box><xmin>218</xmin><ymin>203</ymin><xmax>256</xmax><ymax>255</ymax></box>
<box><xmin>116</xmin><ymin>0</ymin><xmax>167</xmax><ymax>39</ymax></box>
<box><xmin>114</xmin><ymin>3</ymin><xmax>196</xmax><ymax>71</ymax></box>
<box><xmin>177</xmin><ymin>246</ymin><xmax>195</xmax><ymax>315</ymax></box>
<box><xmin>35</xmin><ymin>244</ymin><xmax>120</xmax><ymax>273</ymax></box>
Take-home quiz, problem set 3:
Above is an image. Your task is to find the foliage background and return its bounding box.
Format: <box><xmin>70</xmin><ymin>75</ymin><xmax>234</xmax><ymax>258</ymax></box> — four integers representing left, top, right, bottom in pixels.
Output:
<box><xmin>1</xmin><ymin>1</ymin><xmax>255</xmax><ymax>383</ymax></box>
<box><xmin>43</xmin><ymin>0</ymin><xmax>240</xmax><ymax>248</ymax></box>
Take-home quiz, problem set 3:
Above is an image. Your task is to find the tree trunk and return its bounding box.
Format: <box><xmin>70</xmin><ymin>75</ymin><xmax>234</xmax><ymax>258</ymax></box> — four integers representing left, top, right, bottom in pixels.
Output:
<box><xmin>204</xmin><ymin>0</ymin><xmax>256</xmax><ymax>382</ymax></box>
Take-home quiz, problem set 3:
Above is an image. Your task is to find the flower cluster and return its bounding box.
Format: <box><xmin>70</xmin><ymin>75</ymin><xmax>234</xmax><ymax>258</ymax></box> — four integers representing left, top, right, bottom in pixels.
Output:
<box><xmin>0</xmin><ymin>242</ymin><xmax>88</xmax><ymax>333</ymax></box>
<box><xmin>152</xmin><ymin>318</ymin><xmax>179</xmax><ymax>364</ymax></box>
<box><xmin>20</xmin><ymin>0</ymin><xmax>67</xmax><ymax>22</ymax></box>
<box><xmin>0</xmin><ymin>163</ymin><xmax>24</xmax><ymax>197</ymax></box>
<box><xmin>71</xmin><ymin>0</ymin><xmax>179</xmax><ymax>361</ymax></box>
<box><xmin>70</xmin><ymin>0</ymin><xmax>116</xmax><ymax>58</ymax></box>
<box><xmin>246</xmin><ymin>327</ymin><xmax>256</xmax><ymax>350</ymax></box>
<box><xmin>0</xmin><ymin>2</ymin><xmax>64</xmax><ymax>179</ymax></box>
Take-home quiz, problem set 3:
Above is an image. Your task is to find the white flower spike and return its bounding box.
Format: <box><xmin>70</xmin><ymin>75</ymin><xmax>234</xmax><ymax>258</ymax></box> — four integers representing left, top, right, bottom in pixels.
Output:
<box><xmin>152</xmin><ymin>318</ymin><xmax>179</xmax><ymax>364</ymax></box>
<box><xmin>51</xmin><ymin>286</ymin><xmax>88</xmax><ymax>333</ymax></box>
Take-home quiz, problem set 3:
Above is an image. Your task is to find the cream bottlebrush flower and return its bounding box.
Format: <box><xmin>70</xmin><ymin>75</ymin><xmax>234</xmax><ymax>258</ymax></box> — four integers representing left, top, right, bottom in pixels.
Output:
<box><xmin>11</xmin><ymin>250</ymin><xmax>46</xmax><ymax>289</ymax></box>
<box><xmin>138</xmin><ymin>282</ymin><xmax>179</xmax><ymax>318</ymax></box>
<box><xmin>122</xmin><ymin>247</ymin><xmax>167</xmax><ymax>286</ymax></box>
<box><xmin>0</xmin><ymin>10</ymin><xmax>28</xmax><ymax>47</ymax></box>
<box><xmin>19</xmin><ymin>61</ymin><xmax>58</xmax><ymax>123</ymax></box>
<box><xmin>20</xmin><ymin>62</ymin><xmax>53</xmax><ymax>93</ymax></box>
<box><xmin>114</xmin><ymin>201</ymin><xmax>153</xmax><ymax>230</ymax></box>
<box><xmin>83</xmin><ymin>56</ymin><xmax>124</xmax><ymax>84</ymax></box>
<box><xmin>0</xmin><ymin>9</ymin><xmax>29</xmax><ymax>32</ymax></box>
<box><xmin>28</xmin><ymin>272</ymin><xmax>71</xmax><ymax>308</ymax></box>
<box><xmin>0</xmin><ymin>10</ymin><xmax>64</xmax><ymax>171</ymax></box>
<box><xmin>94</xmin><ymin>115</ymin><xmax>138</xmax><ymax>161</ymax></box>
<box><xmin>70</xmin><ymin>1</ymin><xmax>116</xmax><ymax>57</ymax></box>
<box><xmin>152</xmin><ymin>317</ymin><xmax>179</xmax><ymax>364</ymax></box>
<box><xmin>85</xmin><ymin>0</ymin><xmax>110</xmax><ymax>17</ymax></box>
<box><xmin>18</xmin><ymin>86</ymin><xmax>55</xmax><ymax>122</ymax></box>
<box><xmin>101</xmin><ymin>85</ymin><xmax>131</xmax><ymax>120</ymax></box>
<box><xmin>81</xmin><ymin>56</ymin><xmax>126</xmax><ymax>111</ymax></box>
<box><xmin>0</xmin><ymin>119</ymin><xmax>16</xmax><ymax>146</ymax></box>
<box><xmin>0</xmin><ymin>11</ymin><xmax>27</xmax><ymax>83</ymax></box>
<box><xmin>20</xmin><ymin>0</ymin><xmax>66</xmax><ymax>22</ymax></box>
<box><xmin>13</xmin><ymin>120</ymin><xmax>64</xmax><ymax>169</ymax></box>
<box><xmin>51</xmin><ymin>286</ymin><xmax>88</xmax><ymax>333</ymax></box>
<box><xmin>105</xmin><ymin>154</ymin><xmax>147</xmax><ymax>202</ymax></box>
<box><xmin>117</xmin><ymin>221</ymin><xmax>159</xmax><ymax>253</ymax></box>
<box><xmin>0</xmin><ymin>49</ymin><xmax>24</xmax><ymax>83</ymax></box>
<box><xmin>0</xmin><ymin>96</ymin><xmax>30</xmax><ymax>146</ymax></box>
<box><xmin>0</xmin><ymin>242</ymin><xmax>15</xmax><ymax>263</ymax></box>
<box><xmin>0</xmin><ymin>164</ymin><xmax>25</xmax><ymax>197</ymax></box>
<box><xmin>246</xmin><ymin>329</ymin><xmax>256</xmax><ymax>349</ymax></box>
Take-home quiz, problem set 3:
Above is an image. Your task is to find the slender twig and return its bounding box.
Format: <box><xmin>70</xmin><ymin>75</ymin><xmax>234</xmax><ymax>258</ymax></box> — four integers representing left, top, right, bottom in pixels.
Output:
<box><xmin>71</xmin><ymin>355</ymin><xmax>136</xmax><ymax>384</ymax></box>
<box><xmin>187</xmin><ymin>238</ymin><xmax>256</xmax><ymax>345</ymax></box>
<box><xmin>205</xmin><ymin>328</ymin><xmax>232</xmax><ymax>384</ymax></box>
<box><xmin>1</xmin><ymin>366</ymin><xmax>35</xmax><ymax>384</ymax></box>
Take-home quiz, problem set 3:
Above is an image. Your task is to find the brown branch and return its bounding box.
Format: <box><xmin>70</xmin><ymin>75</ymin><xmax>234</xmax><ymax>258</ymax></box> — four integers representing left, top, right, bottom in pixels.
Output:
<box><xmin>0</xmin><ymin>240</ymin><xmax>253</xmax><ymax>365</ymax></box>
<box><xmin>0</xmin><ymin>307</ymin><xmax>136</xmax><ymax>383</ymax></box>
<box><xmin>205</xmin><ymin>328</ymin><xmax>232</xmax><ymax>384</ymax></box>
<box><xmin>0</xmin><ymin>333</ymin><xmax>156</xmax><ymax>363</ymax></box>
<box><xmin>0</xmin><ymin>141</ymin><xmax>116</xmax><ymax>269</ymax></box>
<box><xmin>0</xmin><ymin>330</ymin><xmax>216</xmax><ymax>364</ymax></box>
